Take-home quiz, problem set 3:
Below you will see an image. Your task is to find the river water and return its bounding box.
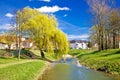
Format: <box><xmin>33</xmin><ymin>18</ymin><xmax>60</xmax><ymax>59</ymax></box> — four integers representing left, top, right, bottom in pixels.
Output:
<box><xmin>38</xmin><ymin>58</ymin><xmax>120</xmax><ymax>80</ymax></box>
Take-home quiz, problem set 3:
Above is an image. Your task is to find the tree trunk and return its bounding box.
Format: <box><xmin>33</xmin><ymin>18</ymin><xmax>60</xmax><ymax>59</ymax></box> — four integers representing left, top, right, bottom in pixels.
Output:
<box><xmin>18</xmin><ymin>47</ymin><xmax>21</xmax><ymax>60</ymax></box>
<box><xmin>105</xmin><ymin>32</ymin><xmax>108</xmax><ymax>50</ymax></box>
<box><xmin>41</xmin><ymin>51</ymin><xmax>45</xmax><ymax>58</ymax></box>
<box><xmin>113</xmin><ymin>33</ymin><xmax>116</xmax><ymax>49</ymax></box>
<box><xmin>8</xmin><ymin>45</ymin><xmax>11</xmax><ymax>51</ymax></box>
<box><xmin>18</xmin><ymin>32</ymin><xmax>21</xmax><ymax>60</ymax></box>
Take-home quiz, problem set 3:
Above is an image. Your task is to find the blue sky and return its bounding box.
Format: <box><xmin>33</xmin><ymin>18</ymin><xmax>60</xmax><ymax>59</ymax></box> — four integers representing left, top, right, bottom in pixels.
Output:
<box><xmin>0</xmin><ymin>0</ymin><xmax>120</xmax><ymax>40</ymax></box>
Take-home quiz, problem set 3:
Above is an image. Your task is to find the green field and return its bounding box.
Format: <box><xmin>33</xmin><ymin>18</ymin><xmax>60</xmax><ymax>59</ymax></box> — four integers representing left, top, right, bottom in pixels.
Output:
<box><xmin>69</xmin><ymin>49</ymin><xmax>120</xmax><ymax>75</ymax></box>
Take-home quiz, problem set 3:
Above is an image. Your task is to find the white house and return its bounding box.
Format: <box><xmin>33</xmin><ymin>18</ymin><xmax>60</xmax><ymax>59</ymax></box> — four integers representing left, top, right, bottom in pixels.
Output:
<box><xmin>75</xmin><ymin>42</ymin><xmax>88</xmax><ymax>49</ymax></box>
<box><xmin>0</xmin><ymin>37</ymin><xmax>33</xmax><ymax>50</ymax></box>
<box><xmin>69</xmin><ymin>40</ymin><xmax>88</xmax><ymax>49</ymax></box>
<box><xmin>119</xmin><ymin>42</ymin><xmax>120</xmax><ymax>48</ymax></box>
<box><xmin>0</xmin><ymin>42</ymin><xmax>8</xmax><ymax>49</ymax></box>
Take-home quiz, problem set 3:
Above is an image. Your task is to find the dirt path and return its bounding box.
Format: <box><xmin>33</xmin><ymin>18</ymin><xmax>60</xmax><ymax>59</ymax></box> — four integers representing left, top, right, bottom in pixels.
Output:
<box><xmin>0</xmin><ymin>60</ymin><xmax>38</xmax><ymax>68</ymax></box>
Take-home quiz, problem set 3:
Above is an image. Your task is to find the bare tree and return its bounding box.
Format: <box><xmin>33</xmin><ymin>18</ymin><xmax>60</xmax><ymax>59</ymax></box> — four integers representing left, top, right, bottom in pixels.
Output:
<box><xmin>10</xmin><ymin>10</ymin><xmax>23</xmax><ymax>60</ymax></box>
<box><xmin>109</xmin><ymin>9</ymin><xmax>120</xmax><ymax>49</ymax></box>
<box><xmin>87</xmin><ymin>0</ymin><xmax>120</xmax><ymax>50</ymax></box>
<box><xmin>87</xmin><ymin>0</ymin><xmax>111</xmax><ymax>51</ymax></box>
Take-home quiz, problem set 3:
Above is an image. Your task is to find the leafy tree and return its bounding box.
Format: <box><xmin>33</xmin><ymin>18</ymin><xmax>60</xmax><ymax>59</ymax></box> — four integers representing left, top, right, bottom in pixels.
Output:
<box><xmin>53</xmin><ymin>29</ymin><xmax>69</xmax><ymax>58</ymax></box>
<box><xmin>16</xmin><ymin>7</ymin><xmax>69</xmax><ymax>59</ymax></box>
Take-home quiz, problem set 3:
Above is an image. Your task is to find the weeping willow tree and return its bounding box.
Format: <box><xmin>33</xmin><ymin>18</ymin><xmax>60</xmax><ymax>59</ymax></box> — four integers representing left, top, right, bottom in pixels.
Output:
<box><xmin>53</xmin><ymin>29</ymin><xmax>69</xmax><ymax>59</ymax></box>
<box><xmin>16</xmin><ymin>7</ymin><xmax>69</xmax><ymax>59</ymax></box>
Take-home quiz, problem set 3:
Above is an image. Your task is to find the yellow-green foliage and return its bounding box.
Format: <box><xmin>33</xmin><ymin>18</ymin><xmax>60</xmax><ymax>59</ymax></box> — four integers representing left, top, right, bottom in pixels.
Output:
<box><xmin>53</xmin><ymin>29</ymin><xmax>69</xmax><ymax>58</ymax></box>
<box><xmin>16</xmin><ymin>7</ymin><xmax>69</xmax><ymax>58</ymax></box>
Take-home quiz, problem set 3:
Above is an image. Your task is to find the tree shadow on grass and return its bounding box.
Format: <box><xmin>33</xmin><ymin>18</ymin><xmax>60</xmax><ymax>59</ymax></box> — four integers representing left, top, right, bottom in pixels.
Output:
<box><xmin>77</xmin><ymin>50</ymin><xmax>100</xmax><ymax>58</ymax></box>
<box><xmin>101</xmin><ymin>50</ymin><xmax>120</xmax><ymax>57</ymax></box>
<box><xmin>12</xmin><ymin>49</ymin><xmax>40</xmax><ymax>59</ymax></box>
<box><xmin>0</xmin><ymin>57</ymin><xmax>10</xmax><ymax>59</ymax></box>
<box><xmin>0</xmin><ymin>49</ymin><xmax>55</xmax><ymax>63</ymax></box>
<box><xmin>69</xmin><ymin>52</ymin><xmax>81</xmax><ymax>56</ymax></box>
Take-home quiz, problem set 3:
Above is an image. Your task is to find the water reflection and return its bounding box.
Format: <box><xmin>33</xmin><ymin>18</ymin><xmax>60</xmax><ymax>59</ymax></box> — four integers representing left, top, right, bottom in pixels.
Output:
<box><xmin>38</xmin><ymin>58</ymin><xmax>117</xmax><ymax>80</ymax></box>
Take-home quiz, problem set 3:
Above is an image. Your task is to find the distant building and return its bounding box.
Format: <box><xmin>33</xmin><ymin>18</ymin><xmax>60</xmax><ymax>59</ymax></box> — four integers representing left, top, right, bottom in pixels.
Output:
<box><xmin>0</xmin><ymin>42</ymin><xmax>8</xmax><ymax>49</ymax></box>
<box><xmin>69</xmin><ymin>40</ymin><xmax>88</xmax><ymax>49</ymax></box>
<box><xmin>22</xmin><ymin>38</ymin><xmax>33</xmax><ymax>48</ymax></box>
<box><xmin>119</xmin><ymin>42</ymin><xmax>120</xmax><ymax>48</ymax></box>
<box><xmin>0</xmin><ymin>36</ymin><xmax>33</xmax><ymax>50</ymax></box>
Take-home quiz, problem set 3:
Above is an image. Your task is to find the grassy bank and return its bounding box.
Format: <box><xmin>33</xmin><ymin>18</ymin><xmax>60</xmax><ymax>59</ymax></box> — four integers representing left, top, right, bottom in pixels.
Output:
<box><xmin>0</xmin><ymin>60</ymin><xmax>46</xmax><ymax>80</ymax></box>
<box><xmin>30</xmin><ymin>49</ymin><xmax>56</xmax><ymax>60</ymax></box>
<box><xmin>0</xmin><ymin>57</ymin><xmax>21</xmax><ymax>64</ymax></box>
<box><xmin>69</xmin><ymin>49</ymin><xmax>120</xmax><ymax>75</ymax></box>
<box><xmin>0</xmin><ymin>49</ymin><xmax>56</xmax><ymax>80</ymax></box>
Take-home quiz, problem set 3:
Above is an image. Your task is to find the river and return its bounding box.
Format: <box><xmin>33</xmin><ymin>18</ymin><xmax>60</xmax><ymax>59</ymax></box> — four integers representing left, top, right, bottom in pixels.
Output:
<box><xmin>38</xmin><ymin>58</ymin><xmax>120</xmax><ymax>80</ymax></box>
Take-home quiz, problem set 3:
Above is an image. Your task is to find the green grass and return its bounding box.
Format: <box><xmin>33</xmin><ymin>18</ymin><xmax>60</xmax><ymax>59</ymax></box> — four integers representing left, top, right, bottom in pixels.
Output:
<box><xmin>0</xmin><ymin>57</ymin><xmax>25</xmax><ymax>64</ymax></box>
<box><xmin>30</xmin><ymin>49</ymin><xmax>56</xmax><ymax>60</ymax></box>
<box><xmin>0</xmin><ymin>49</ymin><xmax>55</xmax><ymax>80</ymax></box>
<box><xmin>69</xmin><ymin>49</ymin><xmax>120</xmax><ymax>75</ymax></box>
<box><xmin>30</xmin><ymin>49</ymin><xmax>40</xmax><ymax>56</ymax></box>
<box><xmin>0</xmin><ymin>60</ymin><xmax>46</xmax><ymax>80</ymax></box>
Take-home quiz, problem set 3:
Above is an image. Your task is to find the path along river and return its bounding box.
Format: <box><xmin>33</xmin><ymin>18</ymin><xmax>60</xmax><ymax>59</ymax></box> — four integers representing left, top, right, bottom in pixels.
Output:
<box><xmin>38</xmin><ymin>58</ymin><xmax>120</xmax><ymax>80</ymax></box>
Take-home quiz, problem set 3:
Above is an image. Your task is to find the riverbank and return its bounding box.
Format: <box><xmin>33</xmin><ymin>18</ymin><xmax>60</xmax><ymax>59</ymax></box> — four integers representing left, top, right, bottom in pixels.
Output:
<box><xmin>0</xmin><ymin>59</ymin><xmax>47</xmax><ymax>80</ymax></box>
<box><xmin>0</xmin><ymin>49</ymin><xmax>55</xmax><ymax>80</ymax></box>
<box><xmin>68</xmin><ymin>49</ymin><xmax>120</xmax><ymax>76</ymax></box>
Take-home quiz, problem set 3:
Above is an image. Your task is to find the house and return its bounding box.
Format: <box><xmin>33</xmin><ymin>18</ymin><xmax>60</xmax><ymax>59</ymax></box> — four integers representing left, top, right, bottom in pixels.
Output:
<box><xmin>22</xmin><ymin>38</ymin><xmax>33</xmax><ymax>48</ymax></box>
<box><xmin>119</xmin><ymin>42</ymin><xmax>120</xmax><ymax>48</ymax></box>
<box><xmin>0</xmin><ymin>35</ymin><xmax>33</xmax><ymax>50</ymax></box>
<box><xmin>69</xmin><ymin>40</ymin><xmax>88</xmax><ymax>49</ymax></box>
<box><xmin>0</xmin><ymin>42</ymin><xmax>8</xmax><ymax>49</ymax></box>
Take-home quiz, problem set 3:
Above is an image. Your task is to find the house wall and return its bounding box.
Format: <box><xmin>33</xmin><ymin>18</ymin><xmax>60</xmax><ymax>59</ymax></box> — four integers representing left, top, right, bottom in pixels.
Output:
<box><xmin>0</xmin><ymin>43</ymin><xmax>8</xmax><ymax>49</ymax></box>
<box><xmin>70</xmin><ymin>43</ymin><xmax>76</xmax><ymax>49</ymax></box>
<box><xmin>75</xmin><ymin>42</ymin><xmax>88</xmax><ymax>49</ymax></box>
<box><xmin>70</xmin><ymin>42</ymin><xmax>88</xmax><ymax>49</ymax></box>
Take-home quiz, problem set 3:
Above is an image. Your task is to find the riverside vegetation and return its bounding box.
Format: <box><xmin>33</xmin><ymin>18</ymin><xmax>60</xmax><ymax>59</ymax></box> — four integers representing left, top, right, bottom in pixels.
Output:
<box><xmin>69</xmin><ymin>49</ymin><xmax>120</xmax><ymax>75</ymax></box>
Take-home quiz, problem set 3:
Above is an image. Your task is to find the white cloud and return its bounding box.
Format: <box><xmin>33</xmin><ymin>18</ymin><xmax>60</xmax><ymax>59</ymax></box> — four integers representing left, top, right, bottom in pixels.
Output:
<box><xmin>5</xmin><ymin>13</ymin><xmax>14</xmax><ymax>18</ymax></box>
<box><xmin>29</xmin><ymin>0</ymin><xmax>51</xmax><ymax>2</ymax></box>
<box><xmin>64</xmin><ymin>14</ymin><xmax>67</xmax><ymax>17</ymax></box>
<box><xmin>39</xmin><ymin>0</ymin><xmax>51</xmax><ymax>2</ymax></box>
<box><xmin>37</xmin><ymin>5</ymin><xmax>70</xmax><ymax>13</ymax></box>
<box><xmin>0</xmin><ymin>24</ymin><xmax>15</xmax><ymax>30</ymax></box>
<box><xmin>68</xmin><ymin>34</ymin><xmax>89</xmax><ymax>40</ymax></box>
